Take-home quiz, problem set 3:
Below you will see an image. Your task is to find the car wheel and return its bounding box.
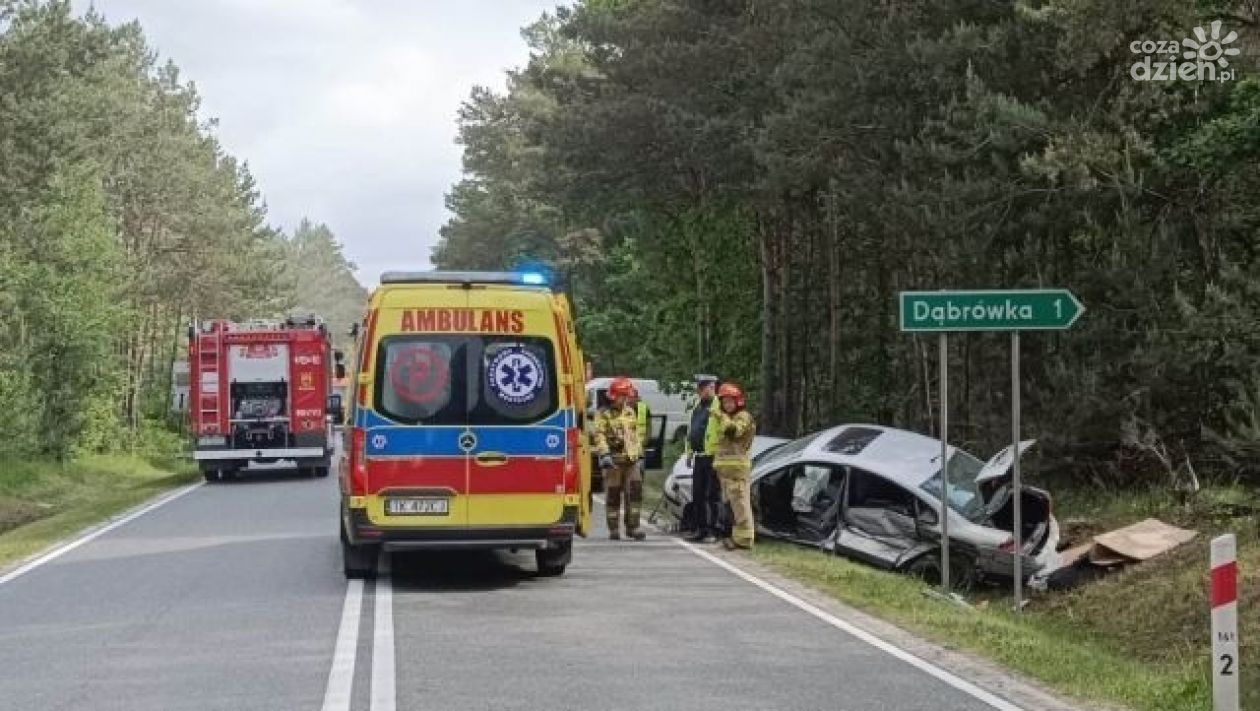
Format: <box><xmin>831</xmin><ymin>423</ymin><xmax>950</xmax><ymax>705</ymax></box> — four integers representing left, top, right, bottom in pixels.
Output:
<box><xmin>202</xmin><ymin>468</ymin><xmax>220</xmax><ymax>483</ymax></box>
<box><xmin>314</xmin><ymin>466</ymin><xmax>330</xmax><ymax>478</ymax></box>
<box><xmin>535</xmin><ymin>540</ymin><xmax>572</xmax><ymax>577</ymax></box>
<box><xmin>905</xmin><ymin>552</ymin><xmax>975</xmax><ymax>592</ymax></box>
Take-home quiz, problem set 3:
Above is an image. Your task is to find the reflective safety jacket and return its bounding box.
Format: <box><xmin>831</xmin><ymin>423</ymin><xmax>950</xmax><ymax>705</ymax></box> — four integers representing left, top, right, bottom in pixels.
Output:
<box><xmin>684</xmin><ymin>397</ymin><xmax>721</xmax><ymax>456</ymax></box>
<box><xmin>595</xmin><ymin>404</ymin><xmax>644</xmax><ymax>462</ymax></box>
<box><xmin>635</xmin><ymin>401</ymin><xmax>650</xmax><ymax>444</ymax></box>
<box><xmin>714</xmin><ymin>410</ymin><xmax>756</xmax><ymax>473</ymax></box>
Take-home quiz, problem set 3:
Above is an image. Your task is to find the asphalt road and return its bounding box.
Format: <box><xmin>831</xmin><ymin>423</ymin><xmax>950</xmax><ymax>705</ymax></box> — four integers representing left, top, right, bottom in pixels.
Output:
<box><xmin>0</xmin><ymin>466</ymin><xmax>1022</xmax><ymax>711</ymax></box>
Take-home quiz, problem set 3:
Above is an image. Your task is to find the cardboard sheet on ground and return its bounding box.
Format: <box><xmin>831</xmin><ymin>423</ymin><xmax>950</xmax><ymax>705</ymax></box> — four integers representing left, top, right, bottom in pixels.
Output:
<box><xmin>1079</xmin><ymin>518</ymin><xmax>1198</xmax><ymax>566</ymax></box>
<box><xmin>1041</xmin><ymin>518</ymin><xmax>1198</xmax><ymax>592</ymax></box>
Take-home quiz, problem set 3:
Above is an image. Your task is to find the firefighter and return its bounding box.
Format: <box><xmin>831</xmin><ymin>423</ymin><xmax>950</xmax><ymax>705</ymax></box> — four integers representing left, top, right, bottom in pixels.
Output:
<box><xmin>594</xmin><ymin>377</ymin><xmax>647</xmax><ymax>541</ymax></box>
<box><xmin>682</xmin><ymin>374</ymin><xmax>721</xmax><ymax>543</ymax></box>
<box><xmin>714</xmin><ymin>382</ymin><xmax>756</xmax><ymax>550</ymax></box>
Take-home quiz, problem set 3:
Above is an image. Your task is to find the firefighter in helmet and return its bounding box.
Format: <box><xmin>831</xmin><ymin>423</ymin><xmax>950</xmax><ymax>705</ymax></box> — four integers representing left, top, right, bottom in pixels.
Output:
<box><xmin>594</xmin><ymin>377</ymin><xmax>648</xmax><ymax>541</ymax></box>
<box><xmin>714</xmin><ymin>382</ymin><xmax>756</xmax><ymax>550</ymax></box>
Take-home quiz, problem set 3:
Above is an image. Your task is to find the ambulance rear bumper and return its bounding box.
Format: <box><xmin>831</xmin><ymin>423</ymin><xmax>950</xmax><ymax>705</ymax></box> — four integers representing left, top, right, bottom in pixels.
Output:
<box><xmin>345</xmin><ymin>508</ymin><xmax>577</xmax><ymax>551</ymax></box>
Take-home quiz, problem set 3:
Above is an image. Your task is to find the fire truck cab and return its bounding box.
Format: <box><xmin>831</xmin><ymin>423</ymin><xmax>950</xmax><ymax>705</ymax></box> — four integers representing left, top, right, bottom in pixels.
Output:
<box><xmin>189</xmin><ymin>316</ymin><xmax>345</xmax><ymax>481</ymax></box>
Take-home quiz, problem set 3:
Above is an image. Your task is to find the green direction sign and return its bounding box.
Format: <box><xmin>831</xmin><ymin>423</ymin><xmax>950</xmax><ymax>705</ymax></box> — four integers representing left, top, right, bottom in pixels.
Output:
<box><xmin>900</xmin><ymin>289</ymin><xmax>1084</xmax><ymax>332</ymax></box>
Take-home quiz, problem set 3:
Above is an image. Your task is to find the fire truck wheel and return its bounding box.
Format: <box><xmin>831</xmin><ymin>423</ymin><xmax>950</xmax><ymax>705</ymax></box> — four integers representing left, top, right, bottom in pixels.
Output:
<box><xmin>342</xmin><ymin>538</ymin><xmax>379</xmax><ymax>579</ymax></box>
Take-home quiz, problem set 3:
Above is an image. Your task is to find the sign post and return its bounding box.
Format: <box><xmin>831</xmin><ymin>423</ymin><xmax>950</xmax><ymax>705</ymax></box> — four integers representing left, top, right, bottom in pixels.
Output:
<box><xmin>1211</xmin><ymin>534</ymin><xmax>1240</xmax><ymax>711</ymax></box>
<box><xmin>939</xmin><ymin>333</ymin><xmax>950</xmax><ymax>594</ymax></box>
<box><xmin>900</xmin><ymin>289</ymin><xmax>1083</xmax><ymax>608</ymax></box>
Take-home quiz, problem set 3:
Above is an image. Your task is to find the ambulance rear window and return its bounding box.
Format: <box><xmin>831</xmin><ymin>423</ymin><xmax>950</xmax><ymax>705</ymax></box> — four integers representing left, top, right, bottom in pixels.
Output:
<box><xmin>375</xmin><ymin>335</ymin><xmax>557</xmax><ymax>426</ymax></box>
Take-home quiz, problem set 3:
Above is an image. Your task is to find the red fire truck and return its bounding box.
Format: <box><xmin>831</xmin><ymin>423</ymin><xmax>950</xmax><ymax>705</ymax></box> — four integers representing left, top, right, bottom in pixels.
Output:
<box><xmin>188</xmin><ymin>315</ymin><xmax>346</xmax><ymax>482</ymax></box>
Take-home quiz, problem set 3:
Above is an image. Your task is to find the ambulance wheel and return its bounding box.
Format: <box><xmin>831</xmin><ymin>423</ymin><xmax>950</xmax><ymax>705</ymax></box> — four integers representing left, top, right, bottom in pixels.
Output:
<box><xmin>535</xmin><ymin>540</ymin><xmax>571</xmax><ymax>577</ymax></box>
<box><xmin>342</xmin><ymin>538</ymin><xmax>378</xmax><ymax>579</ymax></box>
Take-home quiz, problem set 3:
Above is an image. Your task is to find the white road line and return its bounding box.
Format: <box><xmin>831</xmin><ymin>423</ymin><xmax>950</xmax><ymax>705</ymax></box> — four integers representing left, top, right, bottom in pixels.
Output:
<box><xmin>371</xmin><ymin>554</ymin><xmax>396</xmax><ymax>711</ymax></box>
<box><xmin>675</xmin><ymin>539</ymin><xmax>1026</xmax><ymax>711</ymax></box>
<box><xmin>320</xmin><ymin>579</ymin><xmax>364</xmax><ymax>711</ymax></box>
<box><xmin>0</xmin><ymin>481</ymin><xmax>204</xmax><ymax>587</ymax></box>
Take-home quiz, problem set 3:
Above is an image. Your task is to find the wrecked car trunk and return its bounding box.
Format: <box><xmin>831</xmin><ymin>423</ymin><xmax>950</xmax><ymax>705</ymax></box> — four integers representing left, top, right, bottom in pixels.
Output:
<box><xmin>982</xmin><ymin>483</ymin><xmax>1053</xmax><ymax>554</ymax></box>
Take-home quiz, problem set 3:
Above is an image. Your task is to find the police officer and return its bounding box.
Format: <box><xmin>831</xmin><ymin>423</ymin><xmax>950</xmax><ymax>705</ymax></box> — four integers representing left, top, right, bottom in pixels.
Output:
<box><xmin>683</xmin><ymin>375</ymin><xmax>721</xmax><ymax>543</ymax></box>
<box><xmin>714</xmin><ymin>382</ymin><xmax>756</xmax><ymax>550</ymax></box>
<box><xmin>594</xmin><ymin>377</ymin><xmax>647</xmax><ymax>541</ymax></box>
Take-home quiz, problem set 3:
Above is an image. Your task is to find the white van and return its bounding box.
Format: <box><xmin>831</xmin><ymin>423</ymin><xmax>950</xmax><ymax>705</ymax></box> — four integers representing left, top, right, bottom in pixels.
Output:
<box><xmin>585</xmin><ymin>377</ymin><xmax>692</xmax><ymax>443</ymax></box>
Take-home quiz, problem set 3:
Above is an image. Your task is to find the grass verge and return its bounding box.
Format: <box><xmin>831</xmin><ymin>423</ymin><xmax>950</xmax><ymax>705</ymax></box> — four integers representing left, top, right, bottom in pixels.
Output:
<box><xmin>0</xmin><ymin>454</ymin><xmax>196</xmax><ymax>568</ymax></box>
<box><xmin>750</xmin><ymin>542</ymin><xmax>1205</xmax><ymax>711</ymax></box>
<box><xmin>643</xmin><ymin>445</ymin><xmax>1249</xmax><ymax>710</ymax></box>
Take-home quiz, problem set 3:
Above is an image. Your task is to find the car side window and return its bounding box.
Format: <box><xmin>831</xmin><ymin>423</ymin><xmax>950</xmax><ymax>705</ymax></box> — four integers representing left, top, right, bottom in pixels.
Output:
<box><xmin>847</xmin><ymin>468</ymin><xmax>918</xmax><ymax>519</ymax></box>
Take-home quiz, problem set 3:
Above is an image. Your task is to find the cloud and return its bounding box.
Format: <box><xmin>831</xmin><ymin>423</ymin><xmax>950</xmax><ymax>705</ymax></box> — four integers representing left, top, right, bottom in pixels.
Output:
<box><xmin>73</xmin><ymin>0</ymin><xmax>562</xmax><ymax>285</ymax></box>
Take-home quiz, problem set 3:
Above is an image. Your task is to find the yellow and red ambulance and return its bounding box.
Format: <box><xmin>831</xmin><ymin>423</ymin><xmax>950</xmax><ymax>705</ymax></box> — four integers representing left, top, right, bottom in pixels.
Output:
<box><xmin>339</xmin><ymin>271</ymin><xmax>591</xmax><ymax>577</ymax></box>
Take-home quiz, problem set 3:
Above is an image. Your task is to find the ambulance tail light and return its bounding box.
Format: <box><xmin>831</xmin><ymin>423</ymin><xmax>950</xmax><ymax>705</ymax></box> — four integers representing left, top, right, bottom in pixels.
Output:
<box><xmin>564</xmin><ymin>427</ymin><xmax>579</xmax><ymax>493</ymax></box>
<box><xmin>349</xmin><ymin>427</ymin><xmax>368</xmax><ymax>496</ymax></box>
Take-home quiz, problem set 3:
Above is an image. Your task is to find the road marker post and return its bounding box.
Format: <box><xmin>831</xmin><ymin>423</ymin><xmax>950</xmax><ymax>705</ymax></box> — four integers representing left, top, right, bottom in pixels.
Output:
<box><xmin>1211</xmin><ymin>534</ymin><xmax>1240</xmax><ymax>711</ymax></box>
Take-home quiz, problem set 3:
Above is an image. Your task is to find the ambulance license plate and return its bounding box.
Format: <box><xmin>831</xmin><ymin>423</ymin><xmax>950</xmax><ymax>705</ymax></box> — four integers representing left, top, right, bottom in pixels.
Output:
<box><xmin>385</xmin><ymin>497</ymin><xmax>449</xmax><ymax>516</ymax></box>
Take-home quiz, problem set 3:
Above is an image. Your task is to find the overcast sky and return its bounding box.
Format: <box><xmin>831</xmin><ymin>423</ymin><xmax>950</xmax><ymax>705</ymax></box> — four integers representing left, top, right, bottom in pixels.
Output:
<box><xmin>72</xmin><ymin>0</ymin><xmax>562</xmax><ymax>286</ymax></box>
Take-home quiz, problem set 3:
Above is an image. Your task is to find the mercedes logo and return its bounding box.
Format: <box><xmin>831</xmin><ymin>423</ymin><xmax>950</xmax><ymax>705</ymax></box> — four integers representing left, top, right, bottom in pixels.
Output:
<box><xmin>458</xmin><ymin>432</ymin><xmax>477</xmax><ymax>452</ymax></box>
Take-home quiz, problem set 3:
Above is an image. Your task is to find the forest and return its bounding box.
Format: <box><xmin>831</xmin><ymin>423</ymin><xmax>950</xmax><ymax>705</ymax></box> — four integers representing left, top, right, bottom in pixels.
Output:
<box><xmin>0</xmin><ymin>1</ymin><xmax>363</xmax><ymax>460</ymax></box>
<box><xmin>434</xmin><ymin>0</ymin><xmax>1260</xmax><ymax>486</ymax></box>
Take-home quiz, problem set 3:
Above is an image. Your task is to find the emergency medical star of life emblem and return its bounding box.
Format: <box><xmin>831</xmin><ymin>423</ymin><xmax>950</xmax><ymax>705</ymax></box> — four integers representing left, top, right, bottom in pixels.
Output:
<box><xmin>487</xmin><ymin>347</ymin><xmax>545</xmax><ymax>405</ymax></box>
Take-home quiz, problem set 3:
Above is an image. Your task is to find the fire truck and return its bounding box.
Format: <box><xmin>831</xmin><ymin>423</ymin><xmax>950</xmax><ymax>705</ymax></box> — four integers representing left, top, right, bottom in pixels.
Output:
<box><xmin>188</xmin><ymin>315</ymin><xmax>346</xmax><ymax>482</ymax></box>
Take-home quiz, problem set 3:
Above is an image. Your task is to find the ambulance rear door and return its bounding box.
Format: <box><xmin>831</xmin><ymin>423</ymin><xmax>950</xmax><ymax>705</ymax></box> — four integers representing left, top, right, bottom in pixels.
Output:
<box><xmin>464</xmin><ymin>291</ymin><xmax>567</xmax><ymax>528</ymax></box>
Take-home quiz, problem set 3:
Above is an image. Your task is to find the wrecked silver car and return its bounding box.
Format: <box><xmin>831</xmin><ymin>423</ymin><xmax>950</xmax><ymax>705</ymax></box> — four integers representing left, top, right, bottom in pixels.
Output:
<box><xmin>749</xmin><ymin>425</ymin><xmax>1060</xmax><ymax>587</ymax></box>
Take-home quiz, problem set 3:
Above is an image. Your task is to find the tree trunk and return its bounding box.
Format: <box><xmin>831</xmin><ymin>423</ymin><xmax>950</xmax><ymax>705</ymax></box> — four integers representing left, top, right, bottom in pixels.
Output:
<box><xmin>757</xmin><ymin>216</ymin><xmax>781</xmax><ymax>434</ymax></box>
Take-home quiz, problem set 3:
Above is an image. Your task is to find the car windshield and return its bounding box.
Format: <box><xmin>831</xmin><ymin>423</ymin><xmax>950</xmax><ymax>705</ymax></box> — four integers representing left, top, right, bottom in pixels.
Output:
<box><xmin>919</xmin><ymin>450</ymin><xmax>987</xmax><ymax>523</ymax></box>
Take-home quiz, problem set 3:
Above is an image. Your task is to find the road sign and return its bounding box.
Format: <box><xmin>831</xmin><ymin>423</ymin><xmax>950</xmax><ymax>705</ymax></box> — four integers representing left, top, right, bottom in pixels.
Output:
<box><xmin>901</xmin><ymin>287</ymin><xmax>1085</xmax><ymax>606</ymax></box>
<box><xmin>900</xmin><ymin>289</ymin><xmax>1084</xmax><ymax>332</ymax></box>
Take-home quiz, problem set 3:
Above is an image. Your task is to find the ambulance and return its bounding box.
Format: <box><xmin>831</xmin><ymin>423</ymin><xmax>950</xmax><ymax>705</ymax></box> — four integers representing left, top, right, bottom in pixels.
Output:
<box><xmin>339</xmin><ymin>271</ymin><xmax>592</xmax><ymax>578</ymax></box>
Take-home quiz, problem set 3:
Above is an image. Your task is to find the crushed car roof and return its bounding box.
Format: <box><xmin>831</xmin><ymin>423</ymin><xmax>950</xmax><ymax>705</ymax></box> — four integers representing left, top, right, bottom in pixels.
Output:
<box><xmin>766</xmin><ymin>424</ymin><xmax>964</xmax><ymax>488</ymax></box>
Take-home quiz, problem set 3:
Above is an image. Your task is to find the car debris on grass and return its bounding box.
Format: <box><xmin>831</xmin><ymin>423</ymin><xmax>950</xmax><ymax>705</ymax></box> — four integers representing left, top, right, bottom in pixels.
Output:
<box><xmin>1041</xmin><ymin>518</ymin><xmax>1198</xmax><ymax>591</ymax></box>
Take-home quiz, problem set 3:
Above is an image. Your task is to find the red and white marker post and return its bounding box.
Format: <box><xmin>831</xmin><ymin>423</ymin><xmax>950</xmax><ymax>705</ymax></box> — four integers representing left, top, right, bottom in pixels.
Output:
<box><xmin>1211</xmin><ymin>534</ymin><xmax>1240</xmax><ymax>711</ymax></box>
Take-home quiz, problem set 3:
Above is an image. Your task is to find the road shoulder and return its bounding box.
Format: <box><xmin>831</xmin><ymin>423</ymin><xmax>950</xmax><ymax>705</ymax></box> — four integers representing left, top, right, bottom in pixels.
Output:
<box><xmin>682</xmin><ymin>542</ymin><xmax>1107</xmax><ymax>711</ymax></box>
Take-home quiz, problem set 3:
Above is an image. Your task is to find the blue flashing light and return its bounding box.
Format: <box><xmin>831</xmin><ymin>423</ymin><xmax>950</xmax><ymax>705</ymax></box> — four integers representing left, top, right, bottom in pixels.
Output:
<box><xmin>519</xmin><ymin>272</ymin><xmax>547</xmax><ymax>285</ymax></box>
